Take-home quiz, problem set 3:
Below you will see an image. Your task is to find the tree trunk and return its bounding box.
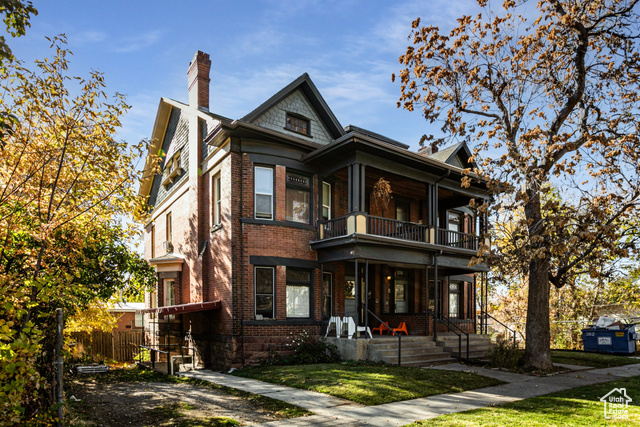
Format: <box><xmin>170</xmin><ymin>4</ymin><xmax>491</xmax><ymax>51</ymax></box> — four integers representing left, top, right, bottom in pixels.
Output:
<box><xmin>520</xmin><ymin>186</ymin><xmax>553</xmax><ymax>370</ymax></box>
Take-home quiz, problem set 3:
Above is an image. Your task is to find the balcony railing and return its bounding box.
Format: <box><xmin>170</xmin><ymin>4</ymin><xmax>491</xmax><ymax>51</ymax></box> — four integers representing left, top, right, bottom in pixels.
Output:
<box><xmin>318</xmin><ymin>214</ymin><xmax>479</xmax><ymax>251</ymax></box>
<box><xmin>437</xmin><ymin>228</ymin><xmax>478</xmax><ymax>251</ymax></box>
<box><xmin>367</xmin><ymin>215</ymin><xmax>428</xmax><ymax>243</ymax></box>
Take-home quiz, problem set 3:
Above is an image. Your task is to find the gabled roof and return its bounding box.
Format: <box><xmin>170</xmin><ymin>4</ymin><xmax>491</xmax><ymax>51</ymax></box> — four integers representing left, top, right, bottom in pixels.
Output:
<box><xmin>241</xmin><ymin>73</ymin><xmax>344</xmax><ymax>139</ymax></box>
<box><xmin>428</xmin><ymin>142</ymin><xmax>475</xmax><ymax>169</ymax></box>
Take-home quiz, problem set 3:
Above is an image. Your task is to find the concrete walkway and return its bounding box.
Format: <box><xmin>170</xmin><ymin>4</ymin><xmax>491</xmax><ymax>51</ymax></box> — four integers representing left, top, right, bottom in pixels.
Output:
<box><xmin>178</xmin><ymin>362</ymin><xmax>640</xmax><ymax>426</ymax></box>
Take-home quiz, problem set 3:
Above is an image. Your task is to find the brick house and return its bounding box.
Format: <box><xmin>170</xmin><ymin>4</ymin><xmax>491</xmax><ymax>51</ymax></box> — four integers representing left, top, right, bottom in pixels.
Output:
<box><xmin>139</xmin><ymin>51</ymin><xmax>491</xmax><ymax>369</ymax></box>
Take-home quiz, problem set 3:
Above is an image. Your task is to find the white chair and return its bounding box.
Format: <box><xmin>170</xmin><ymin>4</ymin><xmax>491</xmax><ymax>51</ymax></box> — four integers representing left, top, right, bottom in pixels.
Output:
<box><xmin>324</xmin><ymin>316</ymin><xmax>344</xmax><ymax>338</ymax></box>
<box><xmin>345</xmin><ymin>317</ymin><xmax>372</xmax><ymax>339</ymax></box>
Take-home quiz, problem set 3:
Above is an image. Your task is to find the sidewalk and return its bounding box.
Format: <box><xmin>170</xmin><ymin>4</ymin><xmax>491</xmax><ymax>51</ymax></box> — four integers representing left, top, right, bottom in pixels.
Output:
<box><xmin>178</xmin><ymin>362</ymin><xmax>640</xmax><ymax>426</ymax></box>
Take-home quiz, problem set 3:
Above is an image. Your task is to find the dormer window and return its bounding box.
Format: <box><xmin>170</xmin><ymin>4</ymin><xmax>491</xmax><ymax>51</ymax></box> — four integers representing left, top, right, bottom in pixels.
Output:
<box><xmin>285</xmin><ymin>113</ymin><xmax>310</xmax><ymax>136</ymax></box>
<box><xmin>162</xmin><ymin>150</ymin><xmax>183</xmax><ymax>188</ymax></box>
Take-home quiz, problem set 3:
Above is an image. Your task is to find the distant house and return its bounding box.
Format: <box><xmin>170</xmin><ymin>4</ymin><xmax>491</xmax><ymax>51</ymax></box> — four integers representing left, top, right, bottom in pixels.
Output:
<box><xmin>110</xmin><ymin>302</ymin><xmax>145</xmax><ymax>332</ymax></box>
<box><xmin>138</xmin><ymin>51</ymin><xmax>491</xmax><ymax>369</ymax></box>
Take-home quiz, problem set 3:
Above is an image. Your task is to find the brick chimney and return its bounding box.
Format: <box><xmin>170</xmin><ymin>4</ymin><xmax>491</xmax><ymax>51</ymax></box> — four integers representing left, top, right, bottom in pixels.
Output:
<box><xmin>417</xmin><ymin>143</ymin><xmax>438</xmax><ymax>156</ymax></box>
<box><xmin>187</xmin><ymin>51</ymin><xmax>211</xmax><ymax>111</ymax></box>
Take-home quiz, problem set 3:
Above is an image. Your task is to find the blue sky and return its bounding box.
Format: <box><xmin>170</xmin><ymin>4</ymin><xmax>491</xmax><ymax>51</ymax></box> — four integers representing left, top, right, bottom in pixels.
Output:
<box><xmin>11</xmin><ymin>0</ymin><xmax>481</xmax><ymax>151</ymax></box>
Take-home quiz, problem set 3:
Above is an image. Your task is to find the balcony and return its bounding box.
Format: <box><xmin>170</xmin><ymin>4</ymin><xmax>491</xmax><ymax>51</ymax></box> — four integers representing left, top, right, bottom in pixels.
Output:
<box><xmin>318</xmin><ymin>213</ymin><xmax>479</xmax><ymax>251</ymax></box>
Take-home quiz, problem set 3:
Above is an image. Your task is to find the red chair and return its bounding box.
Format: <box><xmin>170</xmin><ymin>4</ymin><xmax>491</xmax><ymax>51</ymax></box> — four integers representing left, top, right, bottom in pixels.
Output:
<box><xmin>393</xmin><ymin>322</ymin><xmax>408</xmax><ymax>335</ymax></box>
<box><xmin>372</xmin><ymin>322</ymin><xmax>393</xmax><ymax>335</ymax></box>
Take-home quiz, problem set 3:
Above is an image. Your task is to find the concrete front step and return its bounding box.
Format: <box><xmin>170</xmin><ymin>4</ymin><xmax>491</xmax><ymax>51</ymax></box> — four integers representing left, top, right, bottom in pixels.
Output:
<box><xmin>377</xmin><ymin>346</ymin><xmax>448</xmax><ymax>357</ymax></box>
<box><xmin>369</xmin><ymin>337</ymin><xmax>456</xmax><ymax>367</ymax></box>
<box><xmin>435</xmin><ymin>333</ymin><xmax>492</xmax><ymax>359</ymax></box>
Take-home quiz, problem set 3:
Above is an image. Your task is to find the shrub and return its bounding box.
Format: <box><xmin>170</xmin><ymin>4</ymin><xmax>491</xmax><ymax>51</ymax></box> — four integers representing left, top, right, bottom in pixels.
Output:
<box><xmin>489</xmin><ymin>338</ymin><xmax>521</xmax><ymax>370</ymax></box>
<box><xmin>267</xmin><ymin>331</ymin><xmax>340</xmax><ymax>365</ymax></box>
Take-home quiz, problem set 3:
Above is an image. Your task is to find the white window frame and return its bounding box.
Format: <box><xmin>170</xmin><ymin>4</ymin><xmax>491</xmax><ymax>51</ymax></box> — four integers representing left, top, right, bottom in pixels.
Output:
<box><xmin>164</xmin><ymin>279</ymin><xmax>175</xmax><ymax>307</ymax></box>
<box><xmin>213</xmin><ymin>174</ymin><xmax>222</xmax><ymax>226</ymax></box>
<box><xmin>254</xmin><ymin>166</ymin><xmax>274</xmax><ymax>220</ymax></box>
<box><xmin>134</xmin><ymin>313</ymin><xmax>144</xmax><ymax>328</ymax></box>
<box><xmin>322</xmin><ymin>181</ymin><xmax>332</xmax><ymax>221</ymax></box>
<box><xmin>286</xmin><ymin>268</ymin><xmax>312</xmax><ymax>319</ymax></box>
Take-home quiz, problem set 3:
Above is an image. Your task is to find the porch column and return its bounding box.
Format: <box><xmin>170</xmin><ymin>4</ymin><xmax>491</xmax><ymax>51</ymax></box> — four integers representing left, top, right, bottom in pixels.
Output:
<box><xmin>434</xmin><ymin>253</ymin><xmax>439</xmax><ymax>341</ymax></box>
<box><xmin>425</xmin><ymin>265</ymin><xmax>429</xmax><ymax>335</ymax></box>
<box><xmin>365</xmin><ymin>260</ymin><xmax>369</xmax><ymax>329</ymax></box>
<box><xmin>354</xmin><ymin>259</ymin><xmax>360</xmax><ymax>326</ymax></box>
<box><xmin>426</xmin><ymin>183</ymin><xmax>438</xmax><ymax>244</ymax></box>
<box><xmin>348</xmin><ymin>163</ymin><xmax>366</xmax><ymax>212</ymax></box>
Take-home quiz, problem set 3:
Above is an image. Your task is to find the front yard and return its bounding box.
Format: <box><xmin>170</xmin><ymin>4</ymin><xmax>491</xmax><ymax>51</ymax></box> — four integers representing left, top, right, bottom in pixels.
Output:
<box><xmin>66</xmin><ymin>368</ymin><xmax>309</xmax><ymax>426</ymax></box>
<box><xmin>231</xmin><ymin>362</ymin><xmax>504</xmax><ymax>405</ymax></box>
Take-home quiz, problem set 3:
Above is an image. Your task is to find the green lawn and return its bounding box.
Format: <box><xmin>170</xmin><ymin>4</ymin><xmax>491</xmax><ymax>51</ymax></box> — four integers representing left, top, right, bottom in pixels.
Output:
<box><xmin>405</xmin><ymin>375</ymin><xmax>640</xmax><ymax>426</ymax></box>
<box><xmin>551</xmin><ymin>350</ymin><xmax>640</xmax><ymax>369</ymax></box>
<box><xmin>232</xmin><ymin>362</ymin><xmax>504</xmax><ymax>405</ymax></box>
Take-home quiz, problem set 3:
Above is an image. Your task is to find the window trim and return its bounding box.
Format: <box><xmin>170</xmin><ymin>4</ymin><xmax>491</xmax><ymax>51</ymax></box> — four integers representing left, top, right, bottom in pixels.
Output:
<box><xmin>165</xmin><ymin>212</ymin><xmax>172</xmax><ymax>250</ymax></box>
<box><xmin>164</xmin><ymin>279</ymin><xmax>175</xmax><ymax>307</ymax></box>
<box><xmin>286</xmin><ymin>268</ymin><xmax>313</xmax><ymax>319</ymax></box>
<box><xmin>213</xmin><ymin>173</ymin><xmax>222</xmax><ymax>226</ymax></box>
<box><xmin>255</xmin><ymin>266</ymin><xmax>275</xmax><ymax>319</ymax></box>
<box><xmin>151</xmin><ymin>225</ymin><xmax>155</xmax><ymax>259</ymax></box>
<box><xmin>254</xmin><ymin>166</ymin><xmax>274</xmax><ymax>220</ymax></box>
<box><xmin>322</xmin><ymin>181</ymin><xmax>332</xmax><ymax>221</ymax></box>
<box><xmin>448</xmin><ymin>281</ymin><xmax>463</xmax><ymax>318</ymax></box>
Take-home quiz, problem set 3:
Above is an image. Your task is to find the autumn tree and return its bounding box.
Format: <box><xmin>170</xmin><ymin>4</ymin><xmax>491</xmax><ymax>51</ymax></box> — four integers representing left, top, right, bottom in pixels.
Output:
<box><xmin>0</xmin><ymin>0</ymin><xmax>37</xmax><ymax>145</ymax></box>
<box><xmin>0</xmin><ymin>37</ymin><xmax>156</xmax><ymax>423</ymax></box>
<box><xmin>395</xmin><ymin>0</ymin><xmax>640</xmax><ymax>369</ymax></box>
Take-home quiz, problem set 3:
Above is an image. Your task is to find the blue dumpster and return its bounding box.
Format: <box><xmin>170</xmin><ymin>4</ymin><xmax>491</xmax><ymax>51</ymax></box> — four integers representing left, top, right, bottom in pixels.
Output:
<box><xmin>582</xmin><ymin>325</ymin><xmax>637</xmax><ymax>355</ymax></box>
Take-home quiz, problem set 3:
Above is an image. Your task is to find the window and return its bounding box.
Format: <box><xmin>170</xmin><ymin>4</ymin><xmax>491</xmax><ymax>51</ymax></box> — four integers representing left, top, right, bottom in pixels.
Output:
<box><xmin>322</xmin><ymin>182</ymin><xmax>331</xmax><ymax>221</ymax></box>
<box><xmin>448</xmin><ymin>281</ymin><xmax>463</xmax><ymax>318</ymax></box>
<box><xmin>396</xmin><ymin>201</ymin><xmax>409</xmax><ymax>222</ymax></box>
<box><xmin>162</xmin><ymin>150</ymin><xmax>182</xmax><ymax>187</ymax></box>
<box><xmin>448</xmin><ymin>211</ymin><xmax>462</xmax><ymax>232</ymax></box>
<box><xmin>286</xmin><ymin>269</ymin><xmax>311</xmax><ymax>318</ymax></box>
<box><xmin>164</xmin><ymin>279</ymin><xmax>175</xmax><ymax>306</ymax></box>
<box><xmin>394</xmin><ymin>269</ymin><xmax>409</xmax><ymax>313</ymax></box>
<box><xmin>286</xmin><ymin>171</ymin><xmax>310</xmax><ymax>223</ymax></box>
<box><xmin>151</xmin><ymin>225</ymin><xmax>155</xmax><ymax>258</ymax></box>
<box><xmin>213</xmin><ymin>174</ymin><xmax>222</xmax><ymax>226</ymax></box>
<box><xmin>255</xmin><ymin>267</ymin><xmax>274</xmax><ymax>318</ymax></box>
<box><xmin>321</xmin><ymin>272</ymin><xmax>333</xmax><ymax>321</ymax></box>
<box><xmin>135</xmin><ymin>313</ymin><xmax>144</xmax><ymax>328</ymax></box>
<box><xmin>165</xmin><ymin>212</ymin><xmax>172</xmax><ymax>249</ymax></box>
<box><xmin>285</xmin><ymin>113</ymin><xmax>310</xmax><ymax>135</ymax></box>
<box><xmin>254</xmin><ymin>167</ymin><xmax>273</xmax><ymax>219</ymax></box>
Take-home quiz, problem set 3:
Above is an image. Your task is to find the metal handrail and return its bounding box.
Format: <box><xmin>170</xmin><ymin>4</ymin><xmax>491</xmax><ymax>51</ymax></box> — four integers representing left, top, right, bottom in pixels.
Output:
<box><xmin>367</xmin><ymin>309</ymin><xmax>402</xmax><ymax>366</ymax></box>
<box><xmin>138</xmin><ymin>344</ymin><xmax>170</xmax><ymax>374</ymax></box>
<box><xmin>480</xmin><ymin>313</ymin><xmax>517</xmax><ymax>348</ymax></box>
<box><xmin>428</xmin><ymin>309</ymin><xmax>469</xmax><ymax>361</ymax></box>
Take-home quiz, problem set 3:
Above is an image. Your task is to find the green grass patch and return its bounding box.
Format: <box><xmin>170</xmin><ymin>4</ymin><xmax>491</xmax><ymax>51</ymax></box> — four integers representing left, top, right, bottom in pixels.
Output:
<box><xmin>232</xmin><ymin>362</ymin><xmax>504</xmax><ymax>405</ymax></box>
<box><xmin>405</xmin><ymin>375</ymin><xmax>640</xmax><ymax>426</ymax></box>
<box><xmin>551</xmin><ymin>350</ymin><xmax>640</xmax><ymax>369</ymax></box>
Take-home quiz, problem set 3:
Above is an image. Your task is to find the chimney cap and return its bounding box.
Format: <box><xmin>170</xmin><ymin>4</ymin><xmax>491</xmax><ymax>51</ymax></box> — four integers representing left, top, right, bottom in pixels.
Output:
<box><xmin>188</xmin><ymin>51</ymin><xmax>211</xmax><ymax>110</ymax></box>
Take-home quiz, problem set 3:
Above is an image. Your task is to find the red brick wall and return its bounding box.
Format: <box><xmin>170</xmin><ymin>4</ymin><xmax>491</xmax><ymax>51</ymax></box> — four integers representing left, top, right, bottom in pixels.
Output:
<box><xmin>112</xmin><ymin>312</ymin><xmax>143</xmax><ymax>332</ymax></box>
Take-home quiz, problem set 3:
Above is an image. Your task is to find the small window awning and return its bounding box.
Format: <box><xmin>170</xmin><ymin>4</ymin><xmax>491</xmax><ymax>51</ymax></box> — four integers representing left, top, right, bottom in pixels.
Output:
<box><xmin>137</xmin><ymin>300</ymin><xmax>222</xmax><ymax>315</ymax></box>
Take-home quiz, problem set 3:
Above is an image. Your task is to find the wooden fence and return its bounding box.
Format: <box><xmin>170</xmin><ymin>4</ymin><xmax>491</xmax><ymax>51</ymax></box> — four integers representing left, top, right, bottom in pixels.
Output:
<box><xmin>69</xmin><ymin>330</ymin><xmax>144</xmax><ymax>362</ymax></box>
